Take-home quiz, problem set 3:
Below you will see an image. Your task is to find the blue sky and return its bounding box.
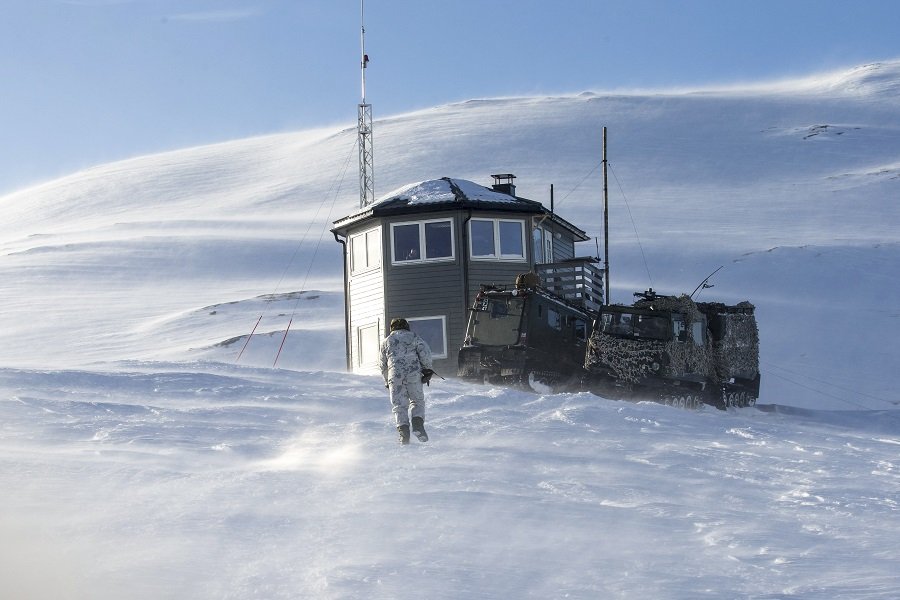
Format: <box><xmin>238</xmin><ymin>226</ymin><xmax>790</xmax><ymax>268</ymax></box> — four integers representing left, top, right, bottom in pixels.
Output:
<box><xmin>2</xmin><ymin>0</ymin><xmax>899</xmax><ymax>194</ymax></box>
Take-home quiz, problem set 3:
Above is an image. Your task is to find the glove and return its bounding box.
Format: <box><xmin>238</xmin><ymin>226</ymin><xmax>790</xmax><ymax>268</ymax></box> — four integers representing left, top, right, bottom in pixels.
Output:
<box><xmin>421</xmin><ymin>368</ymin><xmax>434</xmax><ymax>385</ymax></box>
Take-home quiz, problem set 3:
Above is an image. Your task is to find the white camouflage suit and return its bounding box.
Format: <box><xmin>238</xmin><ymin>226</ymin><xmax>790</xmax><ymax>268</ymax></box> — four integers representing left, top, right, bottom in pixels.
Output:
<box><xmin>379</xmin><ymin>329</ymin><xmax>433</xmax><ymax>426</ymax></box>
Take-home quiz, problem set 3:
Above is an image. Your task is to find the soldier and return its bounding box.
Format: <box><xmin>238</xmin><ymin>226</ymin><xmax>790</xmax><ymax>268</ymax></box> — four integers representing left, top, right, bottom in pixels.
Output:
<box><xmin>380</xmin><ymin>318</ymin><xmax>434</xmax><ymax>444</ymax></box>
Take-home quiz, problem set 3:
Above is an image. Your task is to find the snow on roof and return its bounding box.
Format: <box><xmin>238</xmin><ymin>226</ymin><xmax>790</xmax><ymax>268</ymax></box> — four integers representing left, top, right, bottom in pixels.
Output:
<box><xmin>333</xmin><ymin>176</ymin><xmax>591</xmax><ymax>239</ymax></box>
<box><xmin>372</xmin><ymin>177</ymin><xmax>521</xmax><ymax>206</ymax></box>
<box><xmin>452</xmin><ymin>178</ymin><xmax>521</xmax><ymax>204</ymax></box>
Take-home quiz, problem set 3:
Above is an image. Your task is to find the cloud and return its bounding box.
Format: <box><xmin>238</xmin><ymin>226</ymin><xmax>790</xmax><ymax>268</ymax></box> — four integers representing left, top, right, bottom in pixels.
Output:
<box><xmin>59</xmin><ymin>0</ymin><xmax>137</xmax><ymax>5</ymax></box>
<box><xmin>166</xmin><ymin>8</ymin><xmax>261</xmax><ymax>23</ymax></box>
<box><xmin>57</xmin><ymin>1</ymin><xmax>261</xmax><ymax>23</ymax></box>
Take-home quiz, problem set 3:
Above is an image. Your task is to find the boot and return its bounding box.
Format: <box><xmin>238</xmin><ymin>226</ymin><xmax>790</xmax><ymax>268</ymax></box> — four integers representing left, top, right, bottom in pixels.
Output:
<box><xmin>397</xmin><ymin>423</ymin><xmax>410</xmax><ymax>445</ymax></box>
<box><xmin>411</xmin><ymin>417</ymin><xmax>428</xmax><ymax>442</ymax></box>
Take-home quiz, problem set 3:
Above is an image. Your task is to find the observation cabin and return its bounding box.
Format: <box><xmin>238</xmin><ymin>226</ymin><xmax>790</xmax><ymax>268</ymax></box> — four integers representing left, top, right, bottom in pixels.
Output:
<box><xmin>331</xmin><ymin>174</ymin><xmax>604</xmax><ymax>375</ymax></box>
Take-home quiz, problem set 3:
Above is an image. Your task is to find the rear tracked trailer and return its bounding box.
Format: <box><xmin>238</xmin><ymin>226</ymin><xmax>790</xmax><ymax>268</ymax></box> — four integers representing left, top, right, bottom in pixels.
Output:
<box><xmin>583</xmin><ymin>290</ymin><xmax>760</xmax><ymax>409</ymax></box>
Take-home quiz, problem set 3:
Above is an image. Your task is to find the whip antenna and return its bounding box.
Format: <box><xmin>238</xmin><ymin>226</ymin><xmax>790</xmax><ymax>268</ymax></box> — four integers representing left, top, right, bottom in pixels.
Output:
<box><xmin>690</xmin><ymin>265</ymin><xmax>724</xmax><ymax>299</ymax></box>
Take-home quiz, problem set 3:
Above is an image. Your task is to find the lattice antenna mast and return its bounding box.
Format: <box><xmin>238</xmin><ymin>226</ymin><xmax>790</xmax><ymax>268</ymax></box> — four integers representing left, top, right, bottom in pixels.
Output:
<box><xmin>358</xmin><ymin>0</ymin><xmax>374</xmax><ymax>208</ymax></box>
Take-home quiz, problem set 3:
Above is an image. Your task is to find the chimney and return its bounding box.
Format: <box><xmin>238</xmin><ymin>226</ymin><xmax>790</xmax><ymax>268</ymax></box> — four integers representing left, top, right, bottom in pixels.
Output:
<box><xmin>490</xmin><ymin>173</ymin><xmax>516</xmax><ymax>197</ymax></box>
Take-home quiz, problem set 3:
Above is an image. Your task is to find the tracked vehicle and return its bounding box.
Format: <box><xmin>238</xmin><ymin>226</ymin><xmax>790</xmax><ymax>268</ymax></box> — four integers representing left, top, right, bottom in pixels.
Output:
<box><xmin>584</xmin><ymin>289</ymin><xmax>760</xmax><ymax>409</ymax></box>
<box><xmin>457</xmin><ymin>130</ymin><xmax>760</xmax><ymax>407</ymax></box>
<box><xmin>458</xmin><ymin>276</ymin><xmax>594</xmax><ymax>392</ymax></box>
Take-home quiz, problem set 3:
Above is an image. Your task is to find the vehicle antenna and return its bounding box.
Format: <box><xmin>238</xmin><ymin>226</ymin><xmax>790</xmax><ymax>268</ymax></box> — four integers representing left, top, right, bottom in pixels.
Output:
<box><xmin>358</xmin><ymin>0</ymin><xmax>374</xmax><ymax>208</ymax></box>
<box><xmin>690</xmin><ymin>265</ymin><xmax>724</xmax><ymax>299</ymax></box>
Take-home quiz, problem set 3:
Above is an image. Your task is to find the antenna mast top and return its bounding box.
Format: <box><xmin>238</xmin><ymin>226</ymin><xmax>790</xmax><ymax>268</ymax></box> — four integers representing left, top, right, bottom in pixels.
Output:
<box><xmin>357</xmin><ymin>0</ymin><xmax>374</xmax><ymax>208</ymax></box>
<box><xmin>360</xmin><ymin>0</ymin><xmax>368</xmax><ymax>103</ymax></box>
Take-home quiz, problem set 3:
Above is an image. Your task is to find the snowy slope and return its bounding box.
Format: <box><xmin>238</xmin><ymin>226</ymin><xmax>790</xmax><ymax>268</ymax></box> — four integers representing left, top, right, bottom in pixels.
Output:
<box><xmin>1</xmin><ymin>62</ymin><xmax>899</xmax><ymax>599</ymax></box>
<box><xmin>0</xmin><ymin>62</ymin><xmax>898</xmax><ymax>403</ymax></box>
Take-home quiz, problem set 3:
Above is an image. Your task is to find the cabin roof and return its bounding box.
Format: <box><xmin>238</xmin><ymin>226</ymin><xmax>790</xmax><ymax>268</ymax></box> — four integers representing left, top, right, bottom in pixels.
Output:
<box><xmin>332</xmin><ymin>177</ymin><xmax>589</xmax><ymax>241</ymax></box>
<box><xmin>381</xmin><ymin>177</ymin><xmax>525</xmax><ymax>207</ymax></box>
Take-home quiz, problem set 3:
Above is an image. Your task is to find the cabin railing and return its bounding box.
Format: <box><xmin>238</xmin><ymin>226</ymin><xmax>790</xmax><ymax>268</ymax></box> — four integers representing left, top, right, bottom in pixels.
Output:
<box><xmin>536</xmin><ymin>258</ymin><xmax>604</xmax><ymax>313</ymax></box>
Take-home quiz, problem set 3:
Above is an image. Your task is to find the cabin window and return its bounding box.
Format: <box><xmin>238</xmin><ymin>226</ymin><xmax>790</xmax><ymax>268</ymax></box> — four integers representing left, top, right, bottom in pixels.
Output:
<box><xmin>470</xmin><ymin>220</ymin><xmax>495</xmax><ymax>257</ymax></box>
<box><xmin>499</xmin><ymin>221</ymin><xmax>524</xmax><ymax>256</ymax></box>
<box><xmin>425</xmin><ymin>221</ymin><xmax>453</xmax><ymax>259</ymax></box>
<box><xmin>470</xmin><ymin>218</ymin><xmax>526</xmax><ymax>261</ymax></box>
<box><xmin>532</xmin><ymin>228</ymin><xmax>543</xmax><ymax>263</ymax></box>
<box><xmin>350</xmin><ymin>227</ymin><xmax>381</xmax><ymax>274</ymax></box>
<box><xmin>408</xmin><ymin>315</ymin><xmax>448</xmax><ymax>359</ymax></box>
<box><xmin>391</xmin><ymin>219</ymin><xmax>455</xmax><ymax>264</ymax></box>
<box><xmin>533</xmin><ymin>225</ymin><xmax>554</xmax><ymax>264</ymax></box>
<box><xmin>357</xmin><ymin>322</ymin><xmax>381</xmax><ymax>367</ymax></box>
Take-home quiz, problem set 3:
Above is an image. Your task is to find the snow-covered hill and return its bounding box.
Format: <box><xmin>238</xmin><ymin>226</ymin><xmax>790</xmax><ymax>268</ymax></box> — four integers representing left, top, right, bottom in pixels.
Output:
<box><xmin>2</xmin><ymin>62</ymin><xmax>898</xmax><ymax>406</ymax></box>
<box><xmin>1</xmin><ymin>61</ymin><xmax>899</xmax><ymax>598</ymax></box>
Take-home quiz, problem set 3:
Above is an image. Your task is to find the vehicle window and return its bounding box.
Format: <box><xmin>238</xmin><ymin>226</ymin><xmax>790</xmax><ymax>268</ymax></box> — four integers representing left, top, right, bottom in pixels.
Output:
<box><xmin>707</xmin><ymin>314</ymin><xmax>725</xmax><ymax>341</ymax></box>
<box><xmin>490</xmin><ymin>300</ymin><xmax>508</xmax><ymax>319</ymax></box>
<box><xmin>692</xmin><ymin>320</ymin><xmax>706</xmax><ymax>347</ymax></box>
<box><xmin>602</xmin><ymin>312</ymin><xmax>669</xmax><ymax>340</ymax></box>
<box><xmin>601</xmin><ymin>312</ymin><xmax>633</xmax><ymax>335</ymax></box>
<box><xmin>469</xmin><ymin>297</ymin><xmax>524</xmax><ymax>346</ymax></box>
<box><xmin>574</xmin><ymin>318</ymin><xmax>587</xmax><ymax>342</ymax></box>
<box><xmin>672</xmin><ymin>316</ymin><xmax>686</xmax><ymax>342</ymax></box>
<box><xmin>634</xmin><ymin>315</ymin><xmax>668</xmax><ymax>340</ymax></box>
<box><xmin>548</xmin><ymin>308</ymin><xmax>561</xmax><ymax>331</ymax></box>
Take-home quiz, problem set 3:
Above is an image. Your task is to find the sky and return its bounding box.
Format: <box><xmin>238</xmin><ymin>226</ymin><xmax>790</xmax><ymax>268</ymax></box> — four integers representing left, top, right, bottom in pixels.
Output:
<box><xmin>2</xmin><ymin>0</ymin><xmax>899</xmax><ymax>195</ymax></box>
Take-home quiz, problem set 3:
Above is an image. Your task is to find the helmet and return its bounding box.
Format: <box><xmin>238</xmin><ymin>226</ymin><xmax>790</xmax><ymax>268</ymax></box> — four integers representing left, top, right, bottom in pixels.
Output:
<box><xmin>390</xmin><ymin>318</ymin><xmax>410</xmax><ymax>331</ymax></box>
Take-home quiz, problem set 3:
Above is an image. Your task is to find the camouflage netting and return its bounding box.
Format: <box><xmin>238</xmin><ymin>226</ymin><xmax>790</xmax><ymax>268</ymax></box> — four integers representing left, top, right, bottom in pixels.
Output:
<box><xmin>587</xmin><ymin>294</ymin><xmax>717</xmax><ymax>382</ymax></box>
<box><xmin>587</xmin><ymin>293</ymin><xmax>760</xmax><ymax>406</ymax></box>
<box><xmin>711</xmin><ymin>308</ymin><xmax>759</xmax><ymax>381</ymax></box>
<box><xmin>586</xmin><ymin>334</ymin><xmax>666</xmax><ymax>383</ymax></box>
<box><xmin>664</xmin><ymin>335</ymin><xmax>715</xmax><ymax>379</ymax></box>
<box><xmin>634</xmin><ymin>294</ymin><xmax>699</xmax><ymax>315</ymax></box>
<box><xmin>641</xmin><ymin>294</ymin><xmax>715</xmax><ymax>379</ymax></box>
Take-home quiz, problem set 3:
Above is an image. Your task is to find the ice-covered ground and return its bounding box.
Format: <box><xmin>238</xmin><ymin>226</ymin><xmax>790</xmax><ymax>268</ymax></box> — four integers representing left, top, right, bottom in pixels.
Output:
<box><xmin>1</xmin><ymin>364</ymin><xmax>898</xmax><ymax>599</ymax></box>
<box><xmin>1</xmin><ymin>61</ymin><xmax>898</xmax><ymax>598</ymax></box>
